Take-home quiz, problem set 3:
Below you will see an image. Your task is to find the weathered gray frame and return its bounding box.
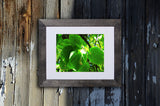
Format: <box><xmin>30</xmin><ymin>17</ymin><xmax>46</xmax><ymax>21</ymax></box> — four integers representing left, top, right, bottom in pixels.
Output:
<box><xmin>38</xmin><ymin>19</ymin><xmax>121</xmax><ymax>87</ymax></box>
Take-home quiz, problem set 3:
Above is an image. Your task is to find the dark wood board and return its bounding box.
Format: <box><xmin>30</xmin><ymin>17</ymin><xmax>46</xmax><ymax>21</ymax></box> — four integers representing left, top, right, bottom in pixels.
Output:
<box><xmin>146</xmin><ymin>0</ymin><xmax>160</xmax><ymax>106</ymax></box>
<box><xmin>126</xmin><ymin>0</ymin><xmax>146</xmax><ymax>105</ymax></box>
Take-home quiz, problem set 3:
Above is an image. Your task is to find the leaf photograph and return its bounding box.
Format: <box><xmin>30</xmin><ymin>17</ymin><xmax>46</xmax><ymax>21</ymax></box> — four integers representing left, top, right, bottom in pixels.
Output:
<box><xmin>56</xmin><ymin>34</ymin><xmax>104</xmax><ymax>72</ymax></box>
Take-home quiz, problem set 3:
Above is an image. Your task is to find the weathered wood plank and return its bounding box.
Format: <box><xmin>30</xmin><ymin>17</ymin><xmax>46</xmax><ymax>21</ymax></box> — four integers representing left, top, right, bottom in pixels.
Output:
<box><xmin>106</xmin><ymin>0</ymin><xmax>121</xmax><ymax>19</ymax></box>
<box><xmin>44</xmin><ymin>88</ymin><xmax>58</xmax><ymax>106</ymax></box>
<box><xmin>73</xmin><ymin>0</ymin><xmax>92</xmax><ymax>19</ymax></box>
<box><xmin>14</xmin><ymin>0</ymin><xmax>31</xmax><ymax>106</ymax></box>
<box><xmin>126</xmin><ymin>0</ymin><xmax>146</xmax><ymax>105</ymax></box>
<box><xmin>91</xmin><ymin>0</ymin><xmax>106</xmax><ymax>19</ymax></box>
<box><xmin>71</xmin><ymin>0</ymin><xmax>91</xmax><ymax>106</ymax></box>
<box><xmin>105</xmin><ymin>88</ymin><xmax>121</xmax><ymax>106</ymax></box>
<box><xmin>0</xmin><ymin>0</ymin><xmax>4</xmax><ymax>105</ymax></box>
<box><xmin>59</xmin><ymin>88</ymin><xmax>73</xmax><ymax>106</ymax></box>
<box><xmin>3</xmin><ymin>58</ymin><xmax>16</xmax><ymax>106</ymax></box>
<box><xmin>89</xmin><ymin>88</ymin><xmax>105</xmax><ymax>106</ymax></box>
<box><xmin>45</xmin><ymin>0</ymin><xmax>59</xmax><ymax>19</ymax></box>
<box><xmin>146</xmin><ymin>0</ymin><xmax>160</xmax><ymax>105</ymax></box>
<box><xmin>73</xmin><ymin>88</ymin><xmax>89</xmax><ymax>106</ymax></box>
<box><xmin>0</xmin><ymin>0</ymin><xmax>17</xmax><ymax>106</ymax></box>
<box><xmin>28</xmin><ymin>0</ymin><xmax>44</xmax><ymax>105</ymax></box>
<box><xmin>72</xmin><ymin>0</ymin><xmax>107</xmax><ymax>106</ymax></box>
<box><xmin>61</xmin><ymin>0</ymin><xmax>74</xmax><ymax>19</ymax></box>
<box><xmin>59</xmin><ymin>0</ymin><xmax>74</xmax><ymax>106</ymax></box>
<box><xmin>105</xmin><ymin>0</ymin><xmax>123</xmax><ymax>106</ymax></box>
<box><xmin>43</xmin><ymin>0</ymin><xmax>59</xmax><ymax>106</ymax></box>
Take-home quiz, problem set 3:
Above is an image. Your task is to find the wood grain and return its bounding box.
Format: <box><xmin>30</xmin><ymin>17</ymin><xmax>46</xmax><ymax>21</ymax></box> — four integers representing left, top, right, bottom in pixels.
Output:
<box><xmin>28</xmin><ymin>0</ymin><xmax>44</xmax><ymax>106</ymax></box>
<box><xmin>59</xmin><ymin>1</ymin><xmax>74</xmax><ymax>106</ymax></box>
<box><xmin>43</xmin><ymin>0</ymin><xmax>59</xmax><ymax>106</ymax></box>
<box><xmin>1</xmin><ymin>0</ymin><xmax>21</xmax><ymax>106</ymax></box>
<box><xmin>105</xmin><ymin>0</ymin><xmax>123</xmax><ymax>106</ymax></box>
<box><xmin>146</xmin><ymin>0</ymin><xmax>160</xmax><ymax>105</ymax></box>
<box><xmin>126</xmin><ymin>0</ymin><xmax>146</xmax><ymax>105</ymax></box>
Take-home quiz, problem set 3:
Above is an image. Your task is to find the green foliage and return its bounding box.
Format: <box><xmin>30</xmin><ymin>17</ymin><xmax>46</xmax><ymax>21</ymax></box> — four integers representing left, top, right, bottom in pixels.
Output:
<box><xmin>56</xmin><ymin>34</ymin><xmax>104</xmax><ymax>72</ymax></box>
<box><xmin>88</xmin><ymin>47</ymin><xmax>104</xmax><ymax>64</ymax></box>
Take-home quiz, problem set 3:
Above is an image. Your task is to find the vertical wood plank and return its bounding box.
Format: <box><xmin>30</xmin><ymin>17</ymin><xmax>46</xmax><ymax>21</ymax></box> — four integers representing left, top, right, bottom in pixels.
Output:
<box><xmin>146</xmin><ymin>0</ymin><xmax>160</xmax><ymax>105</ymax></box>
<box><xmin>89</xmin><ymin>88</ymin><xmax>105</xmax><ymax>106</ymax></box>
<box><xmin>0</xmin><ymin>0</ymin><xmax>17</xmax><ymax>106</ymax></box>
<box><xmin>73</xmin><ymin>0</ymin><xmax>107</xmax><ymax>106</ymax></box>
<box><xmin>59</xmin><ymin>0</ymin><xmax>74</xmax><ymax>106</ymax></box>
<box><xmin>43</xmin><ymin>0</ymin><xmax>59</xmax><ymax>106</ymax></box>
<box><xmin>105</xmin><ymin>0</ymin><xmax>123</xmax><ymax>106</ymax></box>
<box><xmin>61</xmin><ymin>0</ymin><xmax>74</xmax><ymax>19</ymax></box>
<box><xmin>90</xmin><ymin>0</ymin><xmax>106</xmax><ymax>19</ymax></box>
<box><xmin>59</xmin><ymin>88</ymin><xmax>73</xmax><ymax>106</ymax></box>
<box><xmin>44</xmin><ymin>89</ymin><xmax>58</xmax><ymax>106</ymax></box>
<box><xmin>0</xmin><ymin>0</ymin><xmax>4</xmax><ymax>105</ymax></box>
<box><xmin>28</xmin><ymin>0</ymin><xmax>44</xmax><ymax>105</ymax></box>
<box><xmin>73</xmin><ymin>88</ymin><xmax>89</xmax><ymax>106</ymax></box>
<box><xmin>126</xmin><ymin>0</ymin><xmax>146</xmax><ymax>105</ymax></box>
<box><xmin>72</xmin><ymin>0</ymin><xmax>91</xmax><ymax>106</ymax></box>
<box><xmin>45</xmin><ymin>0</ymin><xmax>59</xmax><ymax>19</ymax></box>
<box><xmin>14</xmin><ymin>0</ymin><xmax>32</xmax><ymax>105</ymax></box>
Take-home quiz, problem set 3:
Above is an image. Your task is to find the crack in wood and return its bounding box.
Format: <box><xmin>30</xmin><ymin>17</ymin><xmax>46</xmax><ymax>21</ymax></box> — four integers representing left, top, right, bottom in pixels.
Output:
<box><xmin>19</xmin><ymin>0</ymin><xmax>31</xmax><ymax>52</ymax></box>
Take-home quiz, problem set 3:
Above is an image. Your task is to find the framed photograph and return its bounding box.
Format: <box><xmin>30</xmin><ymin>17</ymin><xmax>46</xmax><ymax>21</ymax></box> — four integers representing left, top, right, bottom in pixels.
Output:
<box><xmin>38</xmin><ymin>19</ymin><xmax>121</xmax><ymax>87</ymax></box>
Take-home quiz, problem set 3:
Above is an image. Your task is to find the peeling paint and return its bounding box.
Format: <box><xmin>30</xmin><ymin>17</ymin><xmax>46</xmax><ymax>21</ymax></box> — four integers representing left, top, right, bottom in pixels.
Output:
<box><xmin>30</xmin><ymin>41</ymin><xmax>34</xmax><ymax>70</ymax></box>
<box><xmin>90</xmin><ymin>88</ymin><xmax>105</xmax><ymax>106</ymax></box>
<box><xmin>125</xmin><ymin>54</ymin><xmax>129</xmax><ymax>71</ymax></box>
<box><xmin>106</xmin><ymin>88</ymin><xmax>121</xmax><ymax>106</ymax></box>
<box><xmin>153</xmin><ymin>43</ymin><xmax>158</xmax><ymax>48</ymax></box>
<box><xmin>122</xmin><ymin>37</ymin><xmax>125</xmax><ymax>85</ymax></box>
<box><xmin>0</xmin><ymin>65</ymin><xmax>6</xmax><ymax>106</ymax></box>
<box><xmin>57</xmin><ymin>88</ymin><xmax>64</xmax><ymax>95</ymax></box>
<box><xmin>147</xmin><ymin>22</ymin><xmax>151</xmax><ymax>45</ymax></box>
<box><xmin>133</xmin><ymin>71</ymin><xmax>136</xmax><ymax>80</ymax></box>
<box><xmin>152</xmin><ymin>76</ymin><xmax>157</xmax><ymax>84</ymax></box>
<box><xmin>147</xmin><ymin>72</ymin><xmax>150</xmax><ymax>80</ymax></box>
<box><xmin>2</xmin><ymin>57</ymin><xmax>16</xmax><ymax>84</ymax></box>
<box><xmin>134</xmin><ymin>62</ymin><xmax>137</xmax><ymax>69</ymax></box>
<box><xmin>0</xmin><ymin>57</ymin><xmax>17</xmax><ymax>106</ymax></box>
<box><xmin>135</xmin><ymin>96</ymin><xmax>136</xmax><ymax>100</ymax></box>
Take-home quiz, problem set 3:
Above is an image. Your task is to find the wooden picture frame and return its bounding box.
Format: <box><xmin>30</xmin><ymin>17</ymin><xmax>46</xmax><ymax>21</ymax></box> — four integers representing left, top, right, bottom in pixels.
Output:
<box><xmin>38</xmin><ymin>19</ymin><xmax>121</xmax><ymax>87</ymax></box>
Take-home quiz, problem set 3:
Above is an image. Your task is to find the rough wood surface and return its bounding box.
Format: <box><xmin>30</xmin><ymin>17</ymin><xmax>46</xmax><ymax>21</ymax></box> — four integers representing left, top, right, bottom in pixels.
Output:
<box><xmin>1</xmin><ymin>0</ymin><xmax>17</xmax><ymax>106</ymax></box>
<box><xmin>126</xmin><ymin>0</ymin><xmax>146</xmax><ymax>105</ymax></box>
<box><xmin>59</xmin><ymin>0</ymin><xmax>74</xmax><ymax>106</ymax></box>
<box><xmin>28</xmin><ymin>0</ymin><xmax>44</xmax><ymax>106</ymax></box>
<box><xmin>43</xmin><ymin>0</ymin><xmax>59</xmax><ymax>106</ymax></box>
<box><xmin>146</xmin><ymin>0</ymin><xmax>160</xmax><ymax>106</ymax></box>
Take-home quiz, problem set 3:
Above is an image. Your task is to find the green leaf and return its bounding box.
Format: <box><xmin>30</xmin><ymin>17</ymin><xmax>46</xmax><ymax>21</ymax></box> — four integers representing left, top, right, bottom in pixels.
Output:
<box><xmin>59</xmin><ymin>60</ymin><xmax>66</xmax><ymax>70</ymax></box>
<box><xmin>78</xmin><ymin>63</ymin><xmax>90</xmax><ymax>72</ymax></box>
<box><xmin>62</xmin><ymin>39</ymin><xmax>72</xmax><ymax>46</ymax></box>
<box><xmin>69</xmin><ymin>34</ymin><xmax>87</xmax><ymax>49</ymax></box>
<box><xmin>88</xmin><ymin>47</ymin><xmax>104</xmax><ymax>64</ymax></box>
<box><xmin>61</xmin><ymin>46</ymin><xmax>74</xmax><ymax>63</ymax></box>
<box><xmin>56</xmin><ymin>34</ymin><xmax>63</xmax><ymax>45</ymax></box>
<box><xmin>68</xmin><ymin>51</ymin><xmax>83</xmax><ymax>71</ymax></box>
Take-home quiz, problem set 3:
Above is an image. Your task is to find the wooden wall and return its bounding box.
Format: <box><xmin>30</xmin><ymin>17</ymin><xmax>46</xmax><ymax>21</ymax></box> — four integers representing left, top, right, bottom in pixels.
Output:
<box><xmin>0</xmin><ymin>0</ymin><xmax>160</xmax><ymax>106</ymax></box>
